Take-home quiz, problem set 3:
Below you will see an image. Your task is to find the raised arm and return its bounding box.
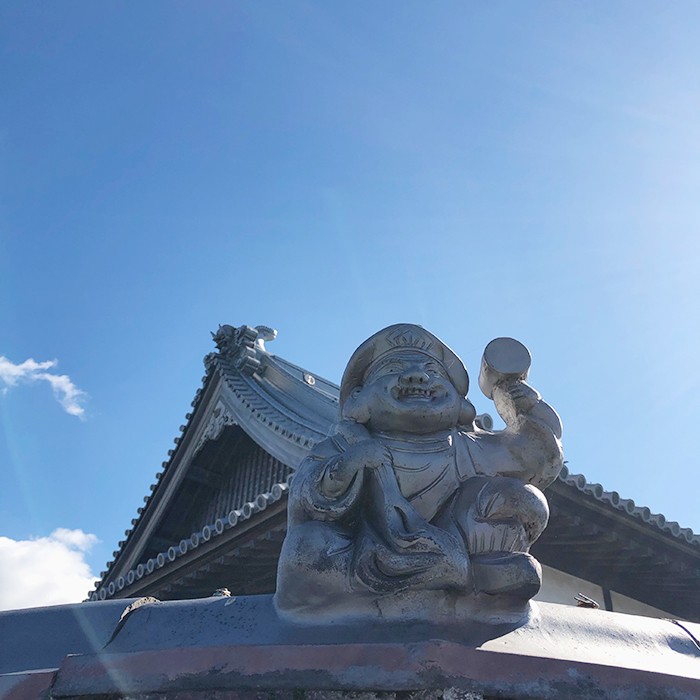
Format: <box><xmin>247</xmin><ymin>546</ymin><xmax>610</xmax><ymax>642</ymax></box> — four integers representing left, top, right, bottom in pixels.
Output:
<box><xmin>466</xmin><ymin>379</ymin><xmax>563</xmax><ymax>489</ymax></box>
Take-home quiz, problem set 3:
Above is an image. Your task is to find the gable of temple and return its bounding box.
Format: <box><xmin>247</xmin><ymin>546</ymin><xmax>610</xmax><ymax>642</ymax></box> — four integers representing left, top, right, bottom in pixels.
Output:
<box><xmin>92</xmin><ymin>325</ymin><xmax>700</xmax><ymax>622</ymax></box>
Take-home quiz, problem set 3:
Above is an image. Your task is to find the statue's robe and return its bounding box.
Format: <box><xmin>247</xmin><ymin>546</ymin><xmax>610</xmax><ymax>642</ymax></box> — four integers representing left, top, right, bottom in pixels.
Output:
<box><xmin>277</xmin><ymin>427</ymin><xmax>546</xmax><ymax>611</ymax></box>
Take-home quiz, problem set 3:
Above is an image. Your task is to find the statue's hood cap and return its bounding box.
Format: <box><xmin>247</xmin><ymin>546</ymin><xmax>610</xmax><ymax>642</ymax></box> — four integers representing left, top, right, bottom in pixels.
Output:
<box><xmin>340</xmin><ymin>324</ymin><xmax>469</xmax><ymax>407</ymax></box>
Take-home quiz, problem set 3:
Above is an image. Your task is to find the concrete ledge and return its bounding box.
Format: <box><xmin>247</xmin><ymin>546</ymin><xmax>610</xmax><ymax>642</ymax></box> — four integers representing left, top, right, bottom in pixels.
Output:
<box><xmin>0</xmin><ymin>670</ymin><xmax>57</xmax><ymax>700</ymax></box>
<box><xmin>3</xmin><ymin>596</ymin><xmax>700</xmax><ymax>700</ymax></box>
<box><xmin>50</xmin><ymin>640</ymin><xmax>700</xmax><ymax>700</ymax></box>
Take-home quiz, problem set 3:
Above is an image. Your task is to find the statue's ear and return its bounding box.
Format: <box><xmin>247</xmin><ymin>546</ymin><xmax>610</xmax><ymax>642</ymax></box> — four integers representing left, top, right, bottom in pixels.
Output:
<box><xmin>458</xmin><ymin>397</ymin><xmax>477</xmax><ymax>430</ymax></box>
<box><xmin>342</xmin><ymin>386</ymin><xmax>370</xmax><ymax>425</ymax></box>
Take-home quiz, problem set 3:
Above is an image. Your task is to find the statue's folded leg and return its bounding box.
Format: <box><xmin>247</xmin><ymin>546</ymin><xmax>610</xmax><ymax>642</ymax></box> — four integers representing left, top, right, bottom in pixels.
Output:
<box><xmin>435</xmin><ymin>476</ymin><xmax>549</xmax><ymax>600</ymax></box>
<box><xmin>352</xmin><ymin>520</ymin><xmax>471</xmax><ymax>595</ymax></box>
<box><xmin>275</xmin><ymin>520</ymin><xmax>355</xmax><ymax>613</ymax></box>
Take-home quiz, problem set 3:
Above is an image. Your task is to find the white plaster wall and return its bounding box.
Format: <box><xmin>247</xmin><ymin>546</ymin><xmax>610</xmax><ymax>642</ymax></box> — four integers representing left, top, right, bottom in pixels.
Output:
<box><xmin>534</xmin><ymin>565</ymin><xmax>604</xmax><ymax>607</ymax></box>
<box><xmin>534</xmin><ymin>565</ymin><xmax>677</xmax><ymax>620</ymax></box>
<box><xmin>609</xmin><ymin>590</ymin><xmax>671</xmax><ymax>619</ymax></box>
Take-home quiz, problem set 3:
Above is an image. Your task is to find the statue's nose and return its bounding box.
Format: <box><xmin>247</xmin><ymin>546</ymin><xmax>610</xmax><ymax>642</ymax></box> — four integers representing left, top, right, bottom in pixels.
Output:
<box><xmin>400</xmin><ymin>366</ymin><xmax>430</xmax><ymax>385</ymax></box>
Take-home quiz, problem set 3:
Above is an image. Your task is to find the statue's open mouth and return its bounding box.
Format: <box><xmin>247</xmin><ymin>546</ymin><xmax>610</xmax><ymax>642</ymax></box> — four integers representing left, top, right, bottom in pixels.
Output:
<box><xmin>396</xmin><ymin>386</ymin><xmax>436</xmax><ymax>400</ymax></box>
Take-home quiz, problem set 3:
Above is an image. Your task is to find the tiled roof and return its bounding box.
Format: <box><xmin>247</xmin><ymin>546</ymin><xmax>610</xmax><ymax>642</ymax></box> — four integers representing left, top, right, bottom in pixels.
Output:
<box><xmin>91</xmin><ymin>364</ymin><xmax>214</xmax><ymax>595</ymax></box>
<box><xmin>558</xmin><ymin>464</ymin><xmax>700</xmax><ymax>546</ymax></box>
<box><xmin>91</xmin><ymin>478</ymin><xmax>291</xmax><ymax>600</ymax></box>
<box><xmin>92</xmin><ymin>323</ymin><xmax>331</xmax><ymax>598</ymax></box>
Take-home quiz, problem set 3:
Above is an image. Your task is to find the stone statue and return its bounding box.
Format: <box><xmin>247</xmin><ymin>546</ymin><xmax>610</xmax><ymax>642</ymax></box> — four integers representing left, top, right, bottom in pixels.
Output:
<box><xmin>275</xmin><ymin>324</ymin><xmax>563</xmax><ymax>623</ymax></box>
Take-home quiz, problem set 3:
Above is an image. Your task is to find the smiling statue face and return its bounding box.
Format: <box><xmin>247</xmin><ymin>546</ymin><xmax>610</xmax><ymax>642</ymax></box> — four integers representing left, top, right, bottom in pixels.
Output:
<box><xmin>350</xmin><ymin>350</ymin><xmax>462</xmax><ymax>434</ymax></box>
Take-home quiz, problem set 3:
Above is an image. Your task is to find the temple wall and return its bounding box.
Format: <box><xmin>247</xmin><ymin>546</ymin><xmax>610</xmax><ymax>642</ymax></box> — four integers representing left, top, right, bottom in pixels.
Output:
<box><xmin>535</xmin><ymin>565</ymin><xmax>671</xmax><ymax>619</ymax></box>
<box><xmin>535</xmin><ymin>565</ymin><xmax>605</xmax><ymax>607</ymax></box>
<box><xmin>609</xmin><ymin>590</ymin><xmax>672</xmax><ymax>619</ymax></box>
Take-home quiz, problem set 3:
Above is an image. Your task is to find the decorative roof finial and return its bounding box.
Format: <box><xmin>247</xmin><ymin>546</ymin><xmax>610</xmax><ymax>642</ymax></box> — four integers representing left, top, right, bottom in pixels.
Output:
<box><xmin>209</xmin><ymin>324</ymin><xmax>277</xmax><ymax>376</ymax></box>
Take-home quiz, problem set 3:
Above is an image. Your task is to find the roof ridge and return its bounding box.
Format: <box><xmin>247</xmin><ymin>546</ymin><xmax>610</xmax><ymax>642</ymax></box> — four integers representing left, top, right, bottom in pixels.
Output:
<box><xmin>557</xmin><ymin>465</ymin><xmax>699</xmax><ymax>547</ymax></box>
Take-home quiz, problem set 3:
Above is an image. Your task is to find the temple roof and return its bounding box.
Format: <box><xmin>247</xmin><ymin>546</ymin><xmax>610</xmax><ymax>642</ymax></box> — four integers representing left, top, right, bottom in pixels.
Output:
<box><xmin>91</xmin><ymin>325</ymin><xmax>700</xmax><ymax>620</ymax></box>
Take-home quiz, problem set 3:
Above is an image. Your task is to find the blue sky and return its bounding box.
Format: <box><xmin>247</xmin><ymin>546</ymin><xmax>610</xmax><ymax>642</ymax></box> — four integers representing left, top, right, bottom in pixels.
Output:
<box><xmin>1</xmin><ymin>1</ymin><xmax>699</xmax><ymax>605</ymax></box>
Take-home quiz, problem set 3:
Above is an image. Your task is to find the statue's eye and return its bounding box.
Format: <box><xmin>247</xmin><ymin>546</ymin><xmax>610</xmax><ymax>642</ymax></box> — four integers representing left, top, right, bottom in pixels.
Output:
<box><xmin>376</xmin><ymin>362</ymin><xmax>404</xmax><ymax>375</ymax></box>
<box><xmin>368</xmin><ymin>362</ymin><xmax>403</xmax><ymax>380</ymax></box>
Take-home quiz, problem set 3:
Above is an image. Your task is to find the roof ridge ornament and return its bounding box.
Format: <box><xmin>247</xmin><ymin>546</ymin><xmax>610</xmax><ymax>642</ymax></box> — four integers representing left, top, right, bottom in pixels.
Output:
<box><xmin>255</xmin><ymin>325</ymin><xmax>277</xmax><ymax>343</ymax></box>
<box><xmin>210</xmin><ymin>324</ymin><xmax>277</xmax><ymax>376</ymax></box>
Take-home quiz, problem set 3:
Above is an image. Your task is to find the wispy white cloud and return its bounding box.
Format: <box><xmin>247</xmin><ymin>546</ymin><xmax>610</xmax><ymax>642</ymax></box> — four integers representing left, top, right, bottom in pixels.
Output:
<box><xmin>0</xmin><ymin>528</ymin><xmax>99</xmax><ymax>611</ymax></box>
<box><xmin>0</xmin><ymin>356</ymin><xmax>87</xmax><ymax>418</ymax></box>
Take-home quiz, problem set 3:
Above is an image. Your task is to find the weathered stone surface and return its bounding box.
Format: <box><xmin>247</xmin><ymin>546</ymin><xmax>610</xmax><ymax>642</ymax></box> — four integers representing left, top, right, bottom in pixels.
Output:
<box><xmin>47</xmin><ymin>617</ymin><xmax>700</xmax><ymax>700</ymax></box>
<box><xmin>3</xmin><ymin>595</ymin><xmax>700</xmax><ymax>699</ymax></box>
<box><xmin>63</xmin><ymin>691</ymin><xmax>481</xmax><ymax>700</ymax></box>
<box><xmin>276</xmin><ymin>325</ymin><xmax>564</xmax><ymax>624</ymax></box>
<box><xmin>0</xmin><ymin>598</ymin><xmax>139</xmax><ymax>675</ymax></box>
<box><xmin>306</xmin><ymin>691</ymin><xmax>482</xmax><ymax>700</ymax></box>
